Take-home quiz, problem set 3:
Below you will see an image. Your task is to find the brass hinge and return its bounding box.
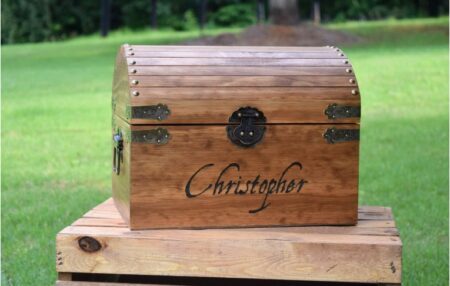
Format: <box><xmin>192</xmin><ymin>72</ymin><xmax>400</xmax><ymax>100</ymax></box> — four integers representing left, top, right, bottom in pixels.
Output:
<box><xmin>126</xmin><ymin>104</ymin><xmax>170</xmax><ymax>121</ymax></box>
<box><xmin>324</xmin><ymin>128</ymin><xmax>359</xmax><ymax>144</ymax></box>
<box><xmin>325</xmin><ymin>104</ymin><xmax>360</xmax><ymax>120</ymax></box>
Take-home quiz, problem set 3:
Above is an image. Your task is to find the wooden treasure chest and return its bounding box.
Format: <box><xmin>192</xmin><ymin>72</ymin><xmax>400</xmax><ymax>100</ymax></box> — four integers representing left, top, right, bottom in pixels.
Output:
<box><xmin>112</xmin><ymin>45</ymin><xmax>361</xmax><ymax>230</ymax></box>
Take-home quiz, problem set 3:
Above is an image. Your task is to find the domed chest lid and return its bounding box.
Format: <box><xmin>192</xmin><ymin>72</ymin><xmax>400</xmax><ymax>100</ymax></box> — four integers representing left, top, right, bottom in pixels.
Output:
<box><xmin>112</xmin><ymin>45</ymin><xmax>360</xmax><ymax>125</ymax></box>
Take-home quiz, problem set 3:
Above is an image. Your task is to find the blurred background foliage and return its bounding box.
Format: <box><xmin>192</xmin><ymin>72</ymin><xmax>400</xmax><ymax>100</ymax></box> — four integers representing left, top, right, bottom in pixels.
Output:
<box><xmin>2</xmin><ymin>0</ymin><xmax>449</xmax><ymax>44</ymax></box>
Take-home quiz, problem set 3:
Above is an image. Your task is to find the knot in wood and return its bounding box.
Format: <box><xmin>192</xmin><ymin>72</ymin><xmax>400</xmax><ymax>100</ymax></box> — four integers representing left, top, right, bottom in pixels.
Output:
<box><xmin>78</xmin><ymin>236</ymin><xmax>102</xmax><ymax>253</ymax></box>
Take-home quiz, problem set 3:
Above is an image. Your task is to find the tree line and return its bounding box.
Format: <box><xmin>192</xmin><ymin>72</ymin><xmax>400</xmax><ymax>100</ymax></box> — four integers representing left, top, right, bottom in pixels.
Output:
<box><xmin>2</xmin><ymin>0</ymin><xmax>448</xmax><ymax>44</ymax></box>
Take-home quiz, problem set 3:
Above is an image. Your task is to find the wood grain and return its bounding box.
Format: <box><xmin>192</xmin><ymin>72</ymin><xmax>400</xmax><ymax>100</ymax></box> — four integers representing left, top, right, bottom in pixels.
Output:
<box><xmin>127</xmin><ymin>51</ymin><xmax>347</xmax><ymax>59</ymax></box>
<box><xmin>127</xmin><ymin>57</ymin><xmax>351</xmax><ymax>66</ymax></box>
<box><xmin>111</xmin><ymin>45</ymin><xmax>361</xmax><ymax>230</ymax></box>
<box><xmin>129</xmin><ymin>45</ymin><xmax>337</xmax><ymax>52</ymax></box>
<box><xmin>56</xmin><ymin>199</ymin><xmax>402</xmax><ymax>284</ymax></box>
<box><xmin>128</xmin><ymin>75</ymin><xmax>357</xmax><ymax>87</ymax></box>
<box><xmin>129</xmin><ymin>66</ymin><xmax>354</xmax><ymax>76</ymax></box>
<box><xmin>127</xmin><ymin>98</ymin><xmax>360</xmax><ymax>124</ymax></box>
<box><xmin>125</xmin><ymin>87</ymin><xmax>360</xmax><ymax>124</ymax></box>
<box><xmin>112</xmin><ymin>123</ymin><xmax>360</xmax><ymax>229</ymax></box>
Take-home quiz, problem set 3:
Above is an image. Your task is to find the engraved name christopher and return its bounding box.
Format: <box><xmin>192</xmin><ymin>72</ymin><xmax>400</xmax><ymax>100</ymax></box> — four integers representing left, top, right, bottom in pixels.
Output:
<box><xmin>185</xmin><ymin>162</ymin><xmax>308</xmax><ymax>213</ymax></box>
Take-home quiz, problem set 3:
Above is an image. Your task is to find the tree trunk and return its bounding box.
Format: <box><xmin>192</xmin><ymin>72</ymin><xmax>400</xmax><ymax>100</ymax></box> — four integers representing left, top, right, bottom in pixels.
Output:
<box><xmin>100</xmin><ymin>0</ymin><xmax>111</xmax><ymax>37</ymax></box>
<box><xmin>257</xmin><ymin>0</ymin><xmax>265</xmax><ymax>24</ymax></box>
<box><xmin>269</xmin><ymin>0</ymin><xmax>299</xmax><ymax>26</ymax></box>
<box><xmin>313</xmin><ymin>0</ymin><xmax>320</xmax><ymax>25</ymax></box>
<box><xmin>199</xmin><ymin>0</ymin><xmax>208</xmax><ymax>30</ymax></box>
<box><xmin>151</xmin><ymin>0</ymin><xmax>157</xmax><ymax>29</ymax></box>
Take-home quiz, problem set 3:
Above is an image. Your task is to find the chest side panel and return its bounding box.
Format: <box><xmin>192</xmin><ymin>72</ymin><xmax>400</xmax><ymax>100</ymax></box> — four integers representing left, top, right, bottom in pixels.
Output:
<box><xmin>129</xmin><ymin>124</ymin><xmax>359</xmax><ymax>229</ymax></box>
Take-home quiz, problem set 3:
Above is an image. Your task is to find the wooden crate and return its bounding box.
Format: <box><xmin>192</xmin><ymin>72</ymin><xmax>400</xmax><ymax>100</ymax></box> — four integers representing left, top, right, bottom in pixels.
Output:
<box><xmin>56</xmin><ymin>199</ymin><xmax>402</xmax><ymax>286</ymax></box>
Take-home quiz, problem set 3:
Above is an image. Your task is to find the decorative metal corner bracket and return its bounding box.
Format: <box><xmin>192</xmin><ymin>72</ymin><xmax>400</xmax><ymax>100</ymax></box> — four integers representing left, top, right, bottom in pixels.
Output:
<box><xmin>127</xmin><ymin>104</ymin><xmax>171</xmax><ymax>121</ymax></box>
<box><xmin>131</xmin><ymin>128</ymin><xmax>170</xmax><ymax>145</ymax></box>
<box><xmin>324</xmin><ymin>128</ymin><xmax>360</xmax><ymax>144</ymax></box>
<box><xmin>324</xmin><ymin>104</ymin><xmax>360</xmax><ymax>120</ymax></box>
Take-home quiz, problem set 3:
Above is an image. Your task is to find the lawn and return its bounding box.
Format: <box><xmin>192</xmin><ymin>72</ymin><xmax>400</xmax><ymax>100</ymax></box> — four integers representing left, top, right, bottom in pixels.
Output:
<box><xmin>2</xmin><ymin>18</ymin><xmax>448</xmax><ymax>285</ymax></box>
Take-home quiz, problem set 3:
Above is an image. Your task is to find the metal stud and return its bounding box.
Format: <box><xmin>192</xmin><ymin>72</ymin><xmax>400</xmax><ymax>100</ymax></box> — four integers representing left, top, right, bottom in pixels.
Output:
<box><xmin>132</xmin><ymin>79</ymin><xmax>139</xmax><ymax>85</ymax></box>
<box><xmin>349</xmin><ymin>78</ymin><xmax>355</xmax><ymax>84</ymax></box>
<box><xmin>346</xmin><ymin>68</ymin><xmax>352</xmax><ymax>73</ymax></box>
<box><xmin>343</xmin><ymin>60</ymin><xmax>349</xmax><ymax>64</ymax></box>
<box><xmin>237</xmin><ymin>112</ymin><xmax>242</xmax><ymax>118</ymax></box>
<box><xmin>351</xmin><ymin>89</ymin><xmax>359</xmax><ymax>95</ymax></box>
<box><xmin>132</xmin><ymin>91</ymin><xmax>139</xmax><ymax>96</ymax></box>
<box><xmin>131</xmin><ymin>69</ymin><xmax>137</xmax><ymax>74</ymax></box>
<box><xmin>240</xmin><ymin>131</ymin><xmax>245</xmax><ymax>136</ymax></box>
<box><xmin>249</xmin><ymin>131</ymin><xmax>254</xmax><ymax>136</ymax></box>
<box><xmin>340</xmin><ymin>53</ymin><xmax>345</xmax><ymax>57</ymax></box>
<box><xmin>129</xmin><ymin>52</ymin><xmax>135</xmax><ymax>56</ymax></box>
<box><xmin>130</xmin><ymin>60</ymin><xmax>136</xmax><ymax>65</ymax></box>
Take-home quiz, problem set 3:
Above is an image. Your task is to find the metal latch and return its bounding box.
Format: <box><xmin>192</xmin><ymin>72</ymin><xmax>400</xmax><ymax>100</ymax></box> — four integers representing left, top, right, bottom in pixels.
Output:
<box><xmin>131</xmin><ymin>128</ymin><xmax>170</xmax><ymax>144</ymax></box>
<box><xmin>227</xmin><ymin>107</ymin><xmax>266</xmax><ymax>147</ymax></box>
<box><xmin>325</xmin><ymin>104</ymin><xmax>360</xmax><ymax>119</ymax></box>
<box><xmin>127</xmin><ymin>104</ymin><xmax>170</xmax><ymax>121</ymax></box>
<box><xmin>324</xmin><ymin>128</ymin><xmax>360</xmax><ymax>144</ymax></box>
<box><xmin>113</xmin><ymin>131</ymin><xmax>124</xmax><ymax>174</ymax></box>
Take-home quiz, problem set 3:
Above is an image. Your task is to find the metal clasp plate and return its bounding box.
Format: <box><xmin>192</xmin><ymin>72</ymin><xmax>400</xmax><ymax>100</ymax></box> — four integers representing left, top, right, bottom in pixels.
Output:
<box><xmin>324</xmin><ymin>128</ymin><xmax>360</xmax><ymax>144</ymax></box>
<box><xmin>128</xmin><ymin>104</ymin><xmax>171</xmax><ymax>121</ymax></box>
<box><xmin>227</xmin><ymin>107</ymin><xmax>266</xmax><ymax>147</ymax></box>
<box><xmin>131</xmin><ymin>128</ymin><xmax>170</xmax><ymax>144</ymax></box>
<box><xmin>325</xmin><ymin>104</ymin><xmax>360</xmax><ymax>120</ymax></box>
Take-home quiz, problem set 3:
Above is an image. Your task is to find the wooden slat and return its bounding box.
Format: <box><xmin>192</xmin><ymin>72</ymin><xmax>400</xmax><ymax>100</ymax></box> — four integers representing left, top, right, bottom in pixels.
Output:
<box><xmin>129</xmin><ymin>45</ymin><xmax>336</xmax><ymax>52</ymax></box>
<box><xmin>129</xmin><ymin>66</ymin><xmax>353</xmax><ymax>76</ymax></box>
<box><xmin>57</xmin><ymin>230</ymin><xmax>401</xmax><ymax>284</ymax></box>
<box><xmin>128</xmin><ymin>98</ymin><xmax>360</xmax><ymax>124</ymax></box>
<box><xmin>127</xmin><ymin>51</ymin><xmax>347</xmax><ymax>59</ymax></box>
<box><xmin>125</xmin><ymin>87</ymin><xmax>361</xmax><ymax>124</ymax></box>
<box><xmin>72</xmin><ymin>200</ymin><xmax>398</xmax><ymax>236</ymax></box>
<box><xmin>128</xmin><ymin>76</ymin><xmax>357</xmax><ymax>87</ymax></box>
<box><xmin>127</xmin><ymin>58</ymin><xmax>351</xmax><ymax>67</ymax></box>
<box><xmin>129</xmin><ymin>87</ymin><xmax>359</xmax><ymax>100</ymax></box>
<box><xmin>72</xmin><ymin>217</ymin><xmax>397</xmax><ymax>236</ymax></box>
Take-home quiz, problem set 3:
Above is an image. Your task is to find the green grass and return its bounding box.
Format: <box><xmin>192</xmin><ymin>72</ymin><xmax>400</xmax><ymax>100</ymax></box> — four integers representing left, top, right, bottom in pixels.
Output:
<box><xmin>2</xmin><ymin>18</ymin><xmax>448</xmax><ymax>285</ymax></box>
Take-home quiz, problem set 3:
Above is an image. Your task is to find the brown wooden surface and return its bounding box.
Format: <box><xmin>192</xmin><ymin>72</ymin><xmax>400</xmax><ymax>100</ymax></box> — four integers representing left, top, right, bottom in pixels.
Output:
<box><xmin>129</xmin><ymin>75</ymin><xmax>357</xmax><ymax>87</ymax></box>
<box><xmin>111</xmin><ymin>45</ymin><xmax>361</xmax><ymax>229</ymax></box>
<box><xmin>128</xmin><ymin>66</ymin><xmax>354</xmax><ymax>76</ymax></box>
<box><xmin>113</xmin><ymin>45</ymin><xmax>360</xmax><ymax>125</ymax></box>
<box><xmin>110</xmin><ymin>118</ymin><xmax>360</xmax><ymax>230</ymax></box>
<box><xmin>127</xmin><ymin>51</ymin><xmax>347</xmax><ymax>59</ymax></box>
<box><xmin>128</xmin><ymin>87</ymin><xmax>360</xmax><ymax>124</ymax></box>
<box><xmin>127</xmin><ymin>58</ymin><xmax>351</xmax><ymax>66</ymax></box>
<box><xmin>56</xmin><ymin>199</ymin><xmax>402</xmax><ymax>284</ymax></box>
<box><xmin>129</xmin><ymin>45</ymin><xmax>338</xmax><ymax>52</ymax></box>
